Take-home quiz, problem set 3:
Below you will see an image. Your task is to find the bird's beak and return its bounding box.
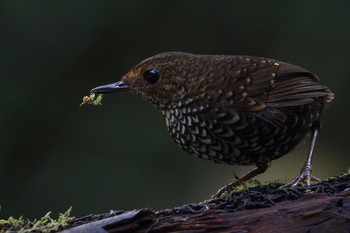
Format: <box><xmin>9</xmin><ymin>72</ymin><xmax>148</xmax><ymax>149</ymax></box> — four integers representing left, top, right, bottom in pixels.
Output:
<box><xmin>90</xmin><ymin>81</ymin><xmax>130</xmax><ymax>94</ymax></box>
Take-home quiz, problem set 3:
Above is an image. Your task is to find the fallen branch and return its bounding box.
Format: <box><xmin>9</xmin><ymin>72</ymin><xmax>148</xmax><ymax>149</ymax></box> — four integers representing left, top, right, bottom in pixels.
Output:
<box><xmin>59</xmin><ymin>173</ymin><xmax>350</xmax><ymax>233</ymax></box>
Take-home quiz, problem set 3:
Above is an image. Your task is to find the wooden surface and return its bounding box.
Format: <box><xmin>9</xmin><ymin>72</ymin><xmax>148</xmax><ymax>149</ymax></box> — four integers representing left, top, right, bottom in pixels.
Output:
<box><xmin>59</xmin><ymin>173</ymin><xmax>350</xmax><ymax>233</ymax></box>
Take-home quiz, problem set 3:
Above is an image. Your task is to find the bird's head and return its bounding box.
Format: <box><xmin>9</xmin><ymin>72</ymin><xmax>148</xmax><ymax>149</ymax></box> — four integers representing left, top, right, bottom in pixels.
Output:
<box><xmin>91</xmin><ymin>52</ymin><xmax>218</xmax><ymax>109</ymax></box>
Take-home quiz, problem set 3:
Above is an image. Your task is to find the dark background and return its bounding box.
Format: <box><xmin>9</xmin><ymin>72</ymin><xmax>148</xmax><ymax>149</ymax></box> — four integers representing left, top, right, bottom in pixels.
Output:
<box><xmin>1</xmin><ymin>1</ymin><xmax>349</xmax><ymax>220</ymax></box>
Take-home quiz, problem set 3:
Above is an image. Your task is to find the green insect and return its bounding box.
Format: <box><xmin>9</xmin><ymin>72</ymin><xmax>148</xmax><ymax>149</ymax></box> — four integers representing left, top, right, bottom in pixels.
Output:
<box><xmin>79</xmin><ymin>93</ymin><xmax>103</xmax><ymax>106</ymax></box>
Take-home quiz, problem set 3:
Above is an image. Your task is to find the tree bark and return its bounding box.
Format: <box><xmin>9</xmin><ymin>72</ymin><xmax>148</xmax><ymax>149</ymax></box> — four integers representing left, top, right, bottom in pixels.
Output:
<box><xmin>60</xmin><ymin>174</ymin><xmax>350</xmax><ymax>233</ymax></box>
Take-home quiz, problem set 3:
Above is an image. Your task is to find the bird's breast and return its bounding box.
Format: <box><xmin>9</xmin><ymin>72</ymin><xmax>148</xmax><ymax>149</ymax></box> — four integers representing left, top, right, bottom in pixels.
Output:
<box><xmin>160</xmin><ymin>101</ymin><xmax>322</xmax><ymax>166</ymax></box>
<box><xmin>160</xmin><ymin>104</ymin><xmax>263</xmax><ymax>165</ymax></box>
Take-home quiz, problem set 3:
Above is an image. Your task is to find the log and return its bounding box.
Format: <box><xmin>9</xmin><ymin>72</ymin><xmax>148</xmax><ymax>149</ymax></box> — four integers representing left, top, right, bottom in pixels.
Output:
<box><xmin>60</xmin><ymin>173</ymin><xmax>350</xmax><ymax>233</ymax></box>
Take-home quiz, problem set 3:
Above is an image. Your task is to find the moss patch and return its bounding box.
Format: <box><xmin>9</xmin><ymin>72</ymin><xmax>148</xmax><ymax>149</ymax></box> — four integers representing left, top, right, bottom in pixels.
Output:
<box><xmin>0</xmin><ymin>207</ymin><xmax>74</xmax><ymax>233</ymax></box>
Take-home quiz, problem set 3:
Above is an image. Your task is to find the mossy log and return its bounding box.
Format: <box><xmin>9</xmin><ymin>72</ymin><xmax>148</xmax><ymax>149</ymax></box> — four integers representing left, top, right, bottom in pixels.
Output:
<box><xmin>58</xmin><ymin>173</ymin><xmax>350</xmax><ymax>233</ymax></box>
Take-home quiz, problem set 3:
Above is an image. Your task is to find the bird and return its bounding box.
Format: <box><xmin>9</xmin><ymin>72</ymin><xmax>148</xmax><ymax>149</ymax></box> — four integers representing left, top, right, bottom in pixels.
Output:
<box><xmin>90</xmin><ymin>52</ymin><xmax>334</xmax><ymax>197</ymax></box>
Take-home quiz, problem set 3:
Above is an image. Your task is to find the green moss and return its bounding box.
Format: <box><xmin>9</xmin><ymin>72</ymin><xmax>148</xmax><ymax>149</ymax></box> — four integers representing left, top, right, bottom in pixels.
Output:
<box><xmin>0</xmin><ymin>216</ymin><xmax>25</xmax><ymax>229</ymax></box>
<box><xmin>0</xmin><ymin>207</ymin><xmax>74</xmax><ymax>233</ymax></box>
<box><xmin>265</xmin><ymin>179</ymin><xmax>286</xmax><ymax>189</ymax></box>
<box><xmin>346</xmin><ymin>167</ymin><xmax>350</xmax><ymax>174</ymax></box>
<box><xmin>228</xmin><ymin>179</ymin><xmax>286</xmax><ymax>197</ymax></box>
<box><xmin>229</xmin><ymin>184</ymin><xmax>247</xmax><ymax>193</ymax></box>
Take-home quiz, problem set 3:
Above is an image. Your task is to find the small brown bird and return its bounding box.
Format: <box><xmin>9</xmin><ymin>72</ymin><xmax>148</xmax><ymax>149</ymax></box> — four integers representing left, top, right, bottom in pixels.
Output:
<box><xmin>91</xmin><ymin>52</ymin><xmax>334</xmax><ymax>197</ymax></box>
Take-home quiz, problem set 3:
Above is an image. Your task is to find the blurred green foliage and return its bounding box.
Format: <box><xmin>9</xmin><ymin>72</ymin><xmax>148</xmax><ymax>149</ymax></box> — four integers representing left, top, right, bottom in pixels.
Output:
<box><xmin>1</xmin><ymin>0</ymin><xmax>349</xmax><ymax>219</ymax></box>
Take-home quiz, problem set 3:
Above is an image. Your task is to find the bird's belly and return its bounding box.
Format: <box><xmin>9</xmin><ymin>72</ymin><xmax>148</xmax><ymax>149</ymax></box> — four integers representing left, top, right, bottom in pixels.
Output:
<box><xmin>163</xmin><ymin>104</ymin><xmax>321</xmax><ymax>166</ymax></box>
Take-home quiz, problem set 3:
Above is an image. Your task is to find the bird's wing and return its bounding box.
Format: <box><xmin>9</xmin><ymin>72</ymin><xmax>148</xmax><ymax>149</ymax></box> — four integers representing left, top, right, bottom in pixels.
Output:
<box><xmin>198</xmin><ymin>58</ymin><xmax>332</xmax><ymax>150</ymax></box>
<box><xmin>227</xmin><ymin>57</ymin><xmax>333</xmax><ymax>111</ymax></box>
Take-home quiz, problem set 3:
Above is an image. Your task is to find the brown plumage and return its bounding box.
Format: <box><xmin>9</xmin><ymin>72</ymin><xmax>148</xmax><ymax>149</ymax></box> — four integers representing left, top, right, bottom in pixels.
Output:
<box><xmin>91</xmin><ymin>52</ymin><xmax>334</xmax><ymax>197</ymax></box>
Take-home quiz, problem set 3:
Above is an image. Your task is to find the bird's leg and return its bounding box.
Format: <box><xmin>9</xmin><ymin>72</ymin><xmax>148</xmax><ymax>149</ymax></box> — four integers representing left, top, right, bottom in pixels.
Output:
<box><xmin>281</xmin><ymin>128</ymin><xmax>321</xmax><ymax>188</ymax></box>
<box><xmin>212</xmin><ymin>162</ymin><xmax>270</xmax><ymax>198</ymax></box>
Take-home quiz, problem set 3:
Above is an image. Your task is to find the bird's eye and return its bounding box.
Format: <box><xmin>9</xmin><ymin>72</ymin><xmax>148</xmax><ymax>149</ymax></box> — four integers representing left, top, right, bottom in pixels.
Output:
<box><xmin>143</xmin><ymin>68</ymin><xmax>160</xmax><ymax>84</ymax></box>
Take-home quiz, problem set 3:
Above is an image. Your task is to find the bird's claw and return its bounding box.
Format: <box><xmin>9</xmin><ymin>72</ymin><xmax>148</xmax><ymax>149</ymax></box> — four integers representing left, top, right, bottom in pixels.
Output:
<box><xmin>281</xmin><ymin>165</ymin><xmax>320</xmax><ymax>188</ymax></box>
<box><xmin>211</xmin><ymin>180</ymin><xmax>242</xmax><ymax>198</ymax></box>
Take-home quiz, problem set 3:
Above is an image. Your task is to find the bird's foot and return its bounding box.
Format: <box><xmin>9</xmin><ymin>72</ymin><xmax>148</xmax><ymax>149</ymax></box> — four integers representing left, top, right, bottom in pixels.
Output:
<box><xmin>281</xmin><ymin>165</ymin><xmax>321</xmax><ymax>188</ymax></box>
<box><xmin>211</xmin><ymin>179</ymin><xmax>243</xmax><ymax>198</ymax></box>
<box><xmin>211</xmin><ymin>163</ymin><xmax>269</xmax><ymax>198</ymax></box>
